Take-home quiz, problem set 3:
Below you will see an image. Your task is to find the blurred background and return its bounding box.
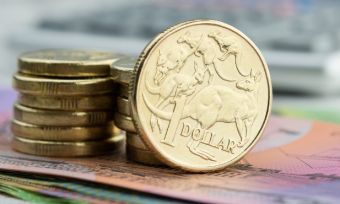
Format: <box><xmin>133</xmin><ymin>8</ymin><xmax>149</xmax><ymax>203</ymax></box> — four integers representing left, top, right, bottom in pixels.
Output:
<box><xmin>1</xmin><ymin>0</ymin><xmax>340</xmax><ymax>123</ymax></box>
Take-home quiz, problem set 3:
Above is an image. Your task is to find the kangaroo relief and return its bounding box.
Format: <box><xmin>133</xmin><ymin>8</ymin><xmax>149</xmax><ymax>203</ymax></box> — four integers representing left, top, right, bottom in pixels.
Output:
<box><xmin>154</xmin><ymin>39</ymin><xmax>198</xmax><ymax>85</ymax></box>
<box><xmin>133</xmin><ymin>20</ymin><xmax>271</xmax><ymax>172</ymax></box>
<box><xmin>146</xmin><ymin>60</ymin><xmax>207</xmax><ymax>134</ymax></box>
<box><xmin>143</xmin><ymin>70</ymin><xmax>262</xmax><ymax>160</ymax></box>
<box><xmin>142</xmin><ymin>30</ymin><xmax>264</xmax><ymax>161</ymax></box>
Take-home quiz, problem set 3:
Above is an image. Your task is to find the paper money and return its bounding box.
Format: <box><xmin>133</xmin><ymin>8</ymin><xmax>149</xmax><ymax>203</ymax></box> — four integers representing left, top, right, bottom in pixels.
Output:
<box><xmin>0</xmin><ymin>88</ymin><xmax>17</xmax><ymax>113</ymax></box>
<box><xmin>0</xmin><ymin>89</ymin><xmax>340</xmax><ymax>203</ymax></box>
<box><xmin>0</xmin><ymin>181</ymin><xmax>83</xmax><ymax>204</ymax></box>
<box><xmin>274</xmin><ymin>106</ymin><xmax>340</xmax><ymax>124</ymax></box>
<box><xmin>0</xmin><ymin>193</ymin><xmax>29</xmax><ymax>204</ymax></box>
<box><xmin>0</xmin><ymin>172</ymin><xmax>178</xmax><ymax>204</ymax></box>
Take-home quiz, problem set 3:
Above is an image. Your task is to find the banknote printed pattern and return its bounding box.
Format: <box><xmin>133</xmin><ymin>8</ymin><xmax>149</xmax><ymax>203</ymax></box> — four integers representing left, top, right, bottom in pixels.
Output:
<box><xmin>142</xmin><ymin>27</ymin><xmax>265</xmax><ymax>162</ymax></box>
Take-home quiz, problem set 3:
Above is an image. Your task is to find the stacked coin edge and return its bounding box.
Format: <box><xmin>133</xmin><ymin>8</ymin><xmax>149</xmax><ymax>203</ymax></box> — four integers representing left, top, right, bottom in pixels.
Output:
<box><xmin>11</xmin><ymin>50</ymin><xmax>124</xmax><ymax>157</ymax></box>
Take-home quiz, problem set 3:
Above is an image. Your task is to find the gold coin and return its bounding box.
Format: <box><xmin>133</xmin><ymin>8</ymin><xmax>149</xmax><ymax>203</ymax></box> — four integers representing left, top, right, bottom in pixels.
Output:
<box><xmin>118</xmin><ymin>84</ymin><xmax>129</xmax><ymax>99</ymax></box>
<box><xmin>111</xmin><ymin>57</ymin><xmax>136</xmax><ymax>85</ymax></box>
<box><xmin>11</xmin><ymin>119</ymin><xmax>113</xmax><ymax>141</ymax></box>
<box><xmin>13</xmin><ymin>73</ymin><xmax>114</xmax><ymax>96</ymax></box>
<box><xmin>126</xmin><ymin>144</ymin><xmax>163</xmax><ymax>166</ymax></box>
<box><xmin>18</xmin><ymin>93</ymin><xmax>114</xmax><ymax>111</ymax></box>
<box><xmin>12</xmin><ymin>134</ymin><xmax>124</xmax><ymax>157</ymax></box>
<box><xmin>130</xmin><ymin>20</ymin><xmax>272</xmax><ymax>172</ymax></box>
<box><xmin>113</xmin><ymin>113</ymin><xmax>135</xmax><ymax>132</ymax></box>
<box><xmin>112</xmin><ymin>124</ymin><xmax>122</xmax><ymax>136</ymax></box>
<box><xmin>126</xmin><ymin>132</ymin><xmax>148</xmax><ymax>150</ymax></box>
<box><xmin>14</xmin><ymin>103</ymin><xmax>112</xmax><ymax>126</ymax></box>
<box><xmin>18</xmin><ymin>49</ymin><xmax>123</xmax><ymax>78</ymax></box>
<box><xmin>125</xmin><ymin>133</ymin><xmax>164</xmax><ymax>166</ymax></box>
<box><xmin>116</xmin><ymin>96</ymin><xmax>130</xmax><ymax>116</ymax></box>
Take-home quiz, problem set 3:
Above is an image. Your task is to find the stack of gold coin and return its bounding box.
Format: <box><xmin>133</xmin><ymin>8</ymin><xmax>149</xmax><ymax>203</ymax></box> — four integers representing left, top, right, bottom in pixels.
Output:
<box><xmin>11</xmin><ymin>50</ymin><xmax>125</xmax><ymax>157</ymax></box>
<box><xmin>111</xmin><ymin>57</ymin><xmax>163</xmax><ymax>165</ymax></box>
<box><xmin>10</xmin><ymin>20</ymin><xmax>272</xmax><ymax>173</ymax></box>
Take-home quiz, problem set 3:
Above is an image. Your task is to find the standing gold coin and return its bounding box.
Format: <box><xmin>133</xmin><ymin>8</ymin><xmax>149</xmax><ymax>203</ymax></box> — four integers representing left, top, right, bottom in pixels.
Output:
<box><xmin>18</xmin><ymin>94</ymin><xmax>114</xmax><ymax>111</ymax></box>
<box><xmin>14</xmin><ymin>103</ymin><xmax>112</xmax><ymax>126</ymax></box>
<box><xmin>11</xmin><ymin>120</ymin><xmax>113</xmax><ymax>141</ymax></box>
<box><xmin>13</xmin><ymin>73</ymin><xmax>114</xmax><ymax>96</ymax></box>
<box><xmin>111</xmin><ymin>57</ymin><xmax>136</xmax><ymax>85</ymax></box>
<box><xmin>130</xmin><ymin>20</ymin><xmax>272</xmax><ymax>172</ymax></box>
<box><xmin>12</xmin><ymin>134</ymin><xmax>124</xmax><ymax>157</ymax></box>
<box><xmin>114</xmin><ymin>113</ymin><xmax>136</xmax><ymax>132</ymax></box>
<box><xmin>116</xmin><ymin>96</ymin><xmax>130</xmax><ymax>116</ymax></box>
<box><xmin>18</xmin><ymin>49</ymin><xmax>122</xmax><ymax>78</ymax></box>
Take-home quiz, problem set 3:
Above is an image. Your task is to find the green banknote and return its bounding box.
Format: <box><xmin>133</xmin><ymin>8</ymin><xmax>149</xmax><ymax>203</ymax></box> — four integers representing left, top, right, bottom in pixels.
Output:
<box><xmin>0</xmin><ymin>182</ymin><xmax>82</xmax><ymax>204</ymax></box>
<box><xmin>0</xmin><ymin>171</ymin><xmax>181</xmax><ymax>204</ymax></box>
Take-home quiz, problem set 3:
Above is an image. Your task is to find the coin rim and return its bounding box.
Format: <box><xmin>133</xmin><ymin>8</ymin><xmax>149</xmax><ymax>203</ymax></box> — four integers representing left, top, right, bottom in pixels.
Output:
<box><xmin>18</xmin><ymin>93</ymin><xmax>114</xmax><ymax>111</ymax></box>
<box><xmin>116</xmin><ymin>96</ymin><xmax>130</xmax><ymax>116</ymax></box>
<box><xmin>130</xmin><ymin>19</ymin><xmax>272</xmax><ymax>172</ymax></box>
<box><xmin>12</xmin><ymin>134</ymin><xmax>125</xmax><ymax>157</ymax></box>
<box><xmin>13</xmin><ymin>73</ymin><xmax>114</xmax><ymax>96</ymax></box>
<box><xmin>11</xmin><ymin>119</ymin><xmax>113</xmax><ymax>141</ymax></box>
<box><xmin>126</xmin><ymin>132</ymin><xmax>148</xmax><ymax>150</ymax></box>
<box><xmin>111</xmin><ymin>57</ymin><xmax>136</xmax><ymax>85</ymax></box>
<box><xmin>126</xmin><ymin>144</ymin><xmax>163</xmax><ymax>166</ymax></box>
<box><xmin>113</xmin><ymin>112</ymin><xmax>136</xmax><ymax>132</ymax></box>
<box><xmin>118</xmin><ymin>84</ymin><xmax>129</xmax><ymax>99</ymax></box>
<box><xmin>18</xmin><ymin>49</ymin><xmax>122</xmax><ymax>77</ymax></box>
<box><xmin>14</xmin><ymin>103</ymin><xmax>113</xmax><ymax>126</ymax></box>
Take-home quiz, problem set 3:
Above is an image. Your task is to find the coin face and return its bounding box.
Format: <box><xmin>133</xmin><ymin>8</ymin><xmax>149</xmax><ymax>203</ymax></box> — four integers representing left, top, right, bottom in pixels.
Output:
<box><xmin>131</xmin><ymin>20</ymin><xmax>272</xmax><ymax>172</ymax></box>
<box><xmin>18</xmin><ymin>49</ymin><xmax>122</xmax><ymax>77</ymax></box>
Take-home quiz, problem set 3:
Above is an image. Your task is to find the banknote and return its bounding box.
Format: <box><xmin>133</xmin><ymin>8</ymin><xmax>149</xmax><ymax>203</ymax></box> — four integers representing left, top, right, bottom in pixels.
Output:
<box><xmin>0</xmin><ymin>181</ymin><xmax>81</xmax><ymax>204</ymax></box>
<box><xmin>1</xmin><ymin>88</ymin><xmax>340</xmax><ymax>203</ymax></box>
<box><xmin>0</xmin><ymin>88</ymin><xmax>17</xmax><ymax>113</ymax></box>
<box><xmin>0</xmin><ymin>193</ymin><xmax>29</xmax><ymax>204</ymax></box>
<box><xmin>274</xmin><ymin>106</ymin><xmax>340</xmax><ymax>124</ymax></box>
<box><xmin>0</xmin><ymin>174</ymin><xmax>98</xmax><ymax>204</ymax></box>
<box><xmin>0</xmin><ymin>171</ymin><xmax>179</xmax><ymax>204</ymax></box>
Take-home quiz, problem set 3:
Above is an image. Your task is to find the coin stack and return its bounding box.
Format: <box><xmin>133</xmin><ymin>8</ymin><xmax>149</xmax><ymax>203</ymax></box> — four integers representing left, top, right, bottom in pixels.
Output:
<box><xmin>111</xmin><ymin>57</ymin><xmax>163</xmax><ymax>165</ymax></box>
<box><xmin>10</xmin><ymin>20</ymin><xmax>272</xmax><ymax>173</ymax></box>
<box><xmin>11</xmin><ymin>50</ymin><xmax>124</xmax><ymax>157</ymax></box>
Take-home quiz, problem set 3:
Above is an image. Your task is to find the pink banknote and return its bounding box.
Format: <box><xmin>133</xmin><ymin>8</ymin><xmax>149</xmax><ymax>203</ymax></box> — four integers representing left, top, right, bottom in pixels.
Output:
<box><xmin>0</xmin><ymin>89</ymin><xmax>339</xmax><ymax>203</ymax></box>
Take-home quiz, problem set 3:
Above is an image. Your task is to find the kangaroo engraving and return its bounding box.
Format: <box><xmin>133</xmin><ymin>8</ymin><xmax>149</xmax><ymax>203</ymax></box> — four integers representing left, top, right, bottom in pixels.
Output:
<box><xmin>143</xmin><ymin>70</ymin><xmax>262</xmax><ymax>160</ymax></box>
<box><xmin>154</xmin><ymin>39</ymin><xmax>199</xmax><ymax>85</ymax></box>
<box><xmin>146</xmin><ymin>61</ymin><xmax>207</xmax><ymax>133</ymax></box>
<box><xmin>178</xmin><ymin>31</ymin><xmax>239</xmax><ymax>82</ymax></box>
<box><xmin>208</xmin><ymin>31</ymin><xmax>247</xmax><ymax>77</ymax></box>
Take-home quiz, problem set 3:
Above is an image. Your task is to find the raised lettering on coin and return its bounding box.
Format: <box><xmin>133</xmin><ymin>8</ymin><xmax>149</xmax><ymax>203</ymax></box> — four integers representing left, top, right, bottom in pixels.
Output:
<box><xmin>131</xmin><ymin>20</ymin><xmax>272</xmax><ymax>172</ymax></box>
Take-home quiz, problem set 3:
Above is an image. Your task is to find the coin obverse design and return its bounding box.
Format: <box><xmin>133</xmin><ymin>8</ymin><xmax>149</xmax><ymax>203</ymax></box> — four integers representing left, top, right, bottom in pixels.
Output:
<box><xmin>131</xmin><ymin>20</ymin><xmax>272</xmax><ymax>172</ymax></box>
